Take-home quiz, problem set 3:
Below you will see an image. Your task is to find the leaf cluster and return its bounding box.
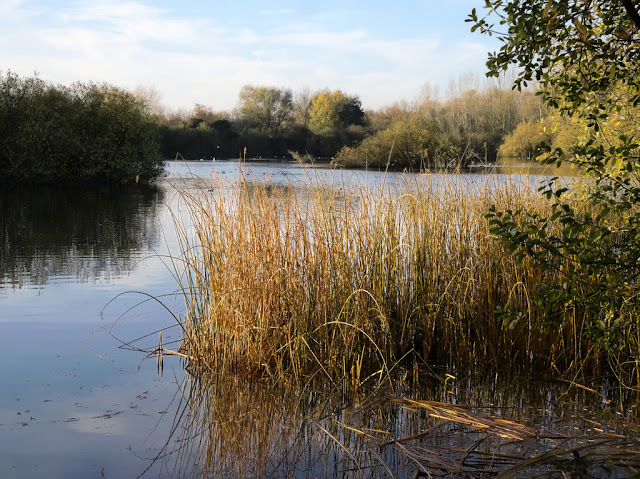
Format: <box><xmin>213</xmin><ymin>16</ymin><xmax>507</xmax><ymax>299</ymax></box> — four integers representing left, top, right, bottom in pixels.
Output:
<box><xmin>235</xmin><ymin>85</ymin><xmax>294</xmax><ymax>137</ymax></box>
<box><xmin>471</xmin><ymin>0</ymin><xmax>640</xmax><ymax>354</ymax></box>
<box><xmin>308</xmin><ymin>89</ymin><xmax>365</xmax><ymax>134</ymax></box>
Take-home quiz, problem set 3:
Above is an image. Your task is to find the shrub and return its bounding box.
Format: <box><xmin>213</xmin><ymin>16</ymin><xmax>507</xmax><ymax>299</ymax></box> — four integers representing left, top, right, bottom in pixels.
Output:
<box><xmin>333</xmin><ymin>116</ymin><xmax>460</xmax><ymax>169</ymax></box>
<box><xmin>0</xmin><ymin>72</ymin><xmax>163</xmax><ymax>183</ymax></box>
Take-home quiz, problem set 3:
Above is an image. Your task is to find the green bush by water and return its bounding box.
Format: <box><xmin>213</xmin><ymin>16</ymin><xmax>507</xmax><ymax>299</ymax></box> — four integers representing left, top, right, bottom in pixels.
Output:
<box><xmin>0</xmin><ymin>71</ymin><xmax>163</xmax><ymax>183</ymax></box>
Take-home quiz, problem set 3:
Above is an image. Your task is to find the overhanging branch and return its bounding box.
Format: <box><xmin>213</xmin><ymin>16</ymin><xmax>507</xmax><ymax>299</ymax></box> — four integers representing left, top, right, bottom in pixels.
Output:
<box><xmin>622</xmin><ymin>0</ymin><xmax>640</xmax><ymax>31</ymax></box>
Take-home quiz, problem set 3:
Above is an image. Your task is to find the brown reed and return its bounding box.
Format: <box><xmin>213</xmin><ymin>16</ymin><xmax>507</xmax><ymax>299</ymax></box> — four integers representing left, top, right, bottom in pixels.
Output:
<box><xmin>165</xmin><ymin>169</ymin><xmax>598</xmax><ymax>386</ymax></box>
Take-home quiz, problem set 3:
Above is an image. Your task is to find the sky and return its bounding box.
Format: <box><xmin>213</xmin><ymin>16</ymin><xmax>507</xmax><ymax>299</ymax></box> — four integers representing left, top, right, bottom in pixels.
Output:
<box><xmin>0</xmin><ymin>0</ymin><xmax>501</xmax><ymax>113</ymax></box>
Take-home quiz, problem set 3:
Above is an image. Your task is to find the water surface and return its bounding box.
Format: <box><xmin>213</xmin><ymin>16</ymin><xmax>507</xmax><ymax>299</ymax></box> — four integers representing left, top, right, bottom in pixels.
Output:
<box><xmin>0</xmin><ymin>160</ymin><xmax>633</xmax><ymax>478</ymax></box>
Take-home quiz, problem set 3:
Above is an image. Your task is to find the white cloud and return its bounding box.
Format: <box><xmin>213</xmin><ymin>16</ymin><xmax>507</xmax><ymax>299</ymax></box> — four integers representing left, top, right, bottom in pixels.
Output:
<box><xmin>56</xmin><ymin>1</ymin><xmax>212</xmax><ymax>48</ymax></box>
<box><xmin>0</xmin><ymin>0</ymin><xmax>497</xmax><ymax>111</ymax></box>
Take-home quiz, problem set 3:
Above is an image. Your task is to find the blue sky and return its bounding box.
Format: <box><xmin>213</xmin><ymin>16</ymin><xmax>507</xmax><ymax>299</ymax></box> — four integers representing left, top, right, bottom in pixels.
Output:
<box><xmin>0</xmin><ymin>0</ymin><xmax>500</xmax><ymax>112</ymax></box>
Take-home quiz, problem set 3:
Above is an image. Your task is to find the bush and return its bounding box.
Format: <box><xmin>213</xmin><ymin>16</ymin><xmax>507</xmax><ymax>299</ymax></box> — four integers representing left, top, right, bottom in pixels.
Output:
<box><xmin>333</xmin><ymin>116</ymin><xmax>460</xmax><ymax>169</ymax></box>
<box><xmin>0</xmin><ymin>72</ymin><xmax>163</xmax><ymax>183</ymax></box>
<box><xmin>498</xmin><ymin>120</ymin><xmax>554</xmax><ymax>160</ymax></box>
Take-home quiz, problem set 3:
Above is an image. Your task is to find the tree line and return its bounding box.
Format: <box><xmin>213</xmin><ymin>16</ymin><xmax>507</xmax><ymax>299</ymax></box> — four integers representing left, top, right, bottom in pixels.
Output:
<box><xmin>155</xmin><ymin>77</ymin><xmax>548</xmax><ymax>169</ymax></box>
<box><xmin>155</xmin><ymin>85</ymin><xmax>369</xmax><ymax>161</ymax></box>
<box><xmin>0</xmin><ymin>67</ymin><xmax>592</xmax><ymax>183</ymax></box>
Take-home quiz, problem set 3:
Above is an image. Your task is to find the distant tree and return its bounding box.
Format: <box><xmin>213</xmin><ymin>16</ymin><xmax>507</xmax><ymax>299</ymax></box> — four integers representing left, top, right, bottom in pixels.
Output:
<box><xmin>308</xmin><ymin>89</ymin><xmax>365</xmax><ymax>133</ymax></box>
<box><xmin>192</xmin><ymin>103</ymin><xmax>228</xmax><ymax>124</ymax></box>
<box><xmin>235</xmin><ymin>85</ymin><xmax>293</xmax><ymax>137</ymax></box>
<box><xmin>431</xmin><ymin>80</ymin><xmax>544</xmax><ymax>163</ymax></box>
<box><xmin>308</xmin><ymin>90</ymin><xmax>344</xmax><ymax>133</ymax></box>
<box><xmin>368</xmin><ymin>102</ymin><xmax>415</xmax><ymax>132</ymax></box>
<box><xmin>132</xmin><ymin>85</ymin><xmax>165</xmax><ymax>117</ymax></box>
<box><xmin>336</xmin><ymin>96</ymin><xmax>365</xmax><ymax>127</ymax></box>
<box><xmin>292</xmin><ymin>86</ymin><xmax>313</xmax><ymax>128</ymax></box>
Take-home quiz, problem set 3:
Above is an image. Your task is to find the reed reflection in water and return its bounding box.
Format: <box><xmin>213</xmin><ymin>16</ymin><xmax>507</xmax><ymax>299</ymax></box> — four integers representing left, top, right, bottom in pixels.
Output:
<box><xmin>145</xmin><ymin>370</ymin><xmax>640</xmax><ymax>479</ymax></box>
<box><xmin>0</xmin><ymin>183</ymin><xmax>164</xmax><ymax>289</ymax></box>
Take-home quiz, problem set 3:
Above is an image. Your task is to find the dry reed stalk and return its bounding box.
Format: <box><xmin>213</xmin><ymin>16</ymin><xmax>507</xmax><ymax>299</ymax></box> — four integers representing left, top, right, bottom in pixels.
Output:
<box><xmin>166</xmin><ymin>171</ymin><xmax>599</xmax><ymax>386</ymax></box>
<box><xmin>391</xmin><ymin>398</ymin><xmax>538</xmax><ymax>441</ymax></box>
<box><xmin>335</xmin><ymin>397</ymin><xmax>640</xmax><ymax>478</ymax></box>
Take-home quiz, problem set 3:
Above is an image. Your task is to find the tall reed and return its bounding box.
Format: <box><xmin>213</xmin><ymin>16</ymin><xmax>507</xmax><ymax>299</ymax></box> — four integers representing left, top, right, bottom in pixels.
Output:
<box><xmin>168</xmin><ymin>170</ymin><xmax>596</xmax><ymax>385</ymax></box>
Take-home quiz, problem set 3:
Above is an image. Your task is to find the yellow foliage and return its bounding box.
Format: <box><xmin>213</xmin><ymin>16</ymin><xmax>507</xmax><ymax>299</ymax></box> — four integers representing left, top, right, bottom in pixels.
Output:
<box><xmin>308</xmin><ymin>89</ymin><xmax>348</xmax><ymax>132</ymax></box>
<box><xmin>498</xmin><ymin>120</ymin><xmax>554</xmax><ymax>160</ymax></box>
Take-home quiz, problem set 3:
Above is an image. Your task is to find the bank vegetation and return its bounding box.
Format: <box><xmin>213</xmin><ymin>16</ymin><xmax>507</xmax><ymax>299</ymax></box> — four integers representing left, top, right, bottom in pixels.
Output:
<box><xmin>154</xmin><ymin>74</ymin><xmax>551</xmax><ymax>169</ymax></box>
<box><xmin>0</xmin><ymin>71</ymin><xmax>163</xmax><ymax>183</ymax></box>
<box><xmin>163</xmin><ymin>172</ymin><xmax>638</xmax><ymax>390</ymax></box>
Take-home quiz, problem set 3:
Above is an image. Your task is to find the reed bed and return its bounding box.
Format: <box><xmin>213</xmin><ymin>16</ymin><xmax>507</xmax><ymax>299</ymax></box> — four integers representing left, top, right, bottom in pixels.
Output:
<box><xmin>166</xmin><ymin>169</ymin><xmax>597</xmax><ymax>386</ymax></box>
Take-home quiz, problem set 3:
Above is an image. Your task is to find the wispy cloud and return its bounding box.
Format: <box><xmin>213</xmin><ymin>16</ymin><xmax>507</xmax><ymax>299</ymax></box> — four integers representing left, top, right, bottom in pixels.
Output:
<box><xmin>0</xmin><ymin>0</ymin><xmax>497</xmax><ymax>111</ymax></box>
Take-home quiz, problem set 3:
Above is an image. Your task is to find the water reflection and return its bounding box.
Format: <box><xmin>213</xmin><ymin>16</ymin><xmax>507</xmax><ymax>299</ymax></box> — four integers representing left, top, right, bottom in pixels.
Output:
<box><xmin>0</xmin><ymin>184</ymin><xmax>164</xmax><ymax>289</ymax></box>
<box><xmin>147</xmin><ymin>371</ymin><xmax>640</xmax><ymax>479</ymax></box>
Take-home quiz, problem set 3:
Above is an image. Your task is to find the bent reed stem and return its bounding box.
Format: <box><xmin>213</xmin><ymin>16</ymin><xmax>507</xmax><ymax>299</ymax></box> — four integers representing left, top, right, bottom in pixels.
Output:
<box><xmin>167</xmin><ymin>170</ymin><xmax>603</xmax><ymax>387</ymax></box>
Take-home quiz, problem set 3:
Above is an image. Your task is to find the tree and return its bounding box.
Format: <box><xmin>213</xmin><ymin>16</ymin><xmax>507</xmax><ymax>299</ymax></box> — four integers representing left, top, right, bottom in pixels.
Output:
<box><xmin>436</xmin><ymin>83</ymin><xmax>540</xmax><ymax>163</ymax></box>
<box><xmin>470</xmin><ymin>1</ymin><xmax>640</xmax><ymax>354</ymax></box>
<box><xmin>308</xmin><ymin>89</ymin><xmax>365</xmax><ymax>133</ymax></box>
<box><xmin>308</xmin><ymin>89</ymin><xmax>344</xmax><ymax>133</ymax></box>
<box><xmin>292</xmin><ymin>86</ymin><xmax>313</xmax><ymax>128</ymax></box>
<box><xmin>132</xmin><ymin>85</ymin><xmax>165</xmax><ymax>117</ymax></box>
<box><xmin>191</xmin><ymin>103</ymin><xmax>228</xmax><ymax>124</ymax></box>
<box><xmin>235</xmin><ymin>85</ymin><xmax>293</xmax><ymax>137</ymax></box>
<box><xmin>336</xmin><ymin>96</ymin><xmax>365</xmax><ymax>127</ymax></box>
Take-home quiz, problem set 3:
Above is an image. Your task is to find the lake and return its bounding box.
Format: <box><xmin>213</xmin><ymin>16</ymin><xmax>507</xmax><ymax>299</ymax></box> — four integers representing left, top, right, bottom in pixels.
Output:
<box><xmin>1</xmin><ymin>160</ymin><xmax>636</xmax><ymax>478</ymax></box>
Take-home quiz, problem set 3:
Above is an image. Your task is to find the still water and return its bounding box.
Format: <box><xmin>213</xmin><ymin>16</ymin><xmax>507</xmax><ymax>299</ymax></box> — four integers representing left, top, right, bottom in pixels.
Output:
<box><xmin>0</xmin><ymin>160</ymin><xmax>635</xmax><ymax>478</ymax></box>
<box><xmin>0</xmin><ymin>160</ymin><xmax>415</xmax><ymax>478</ymax></box>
